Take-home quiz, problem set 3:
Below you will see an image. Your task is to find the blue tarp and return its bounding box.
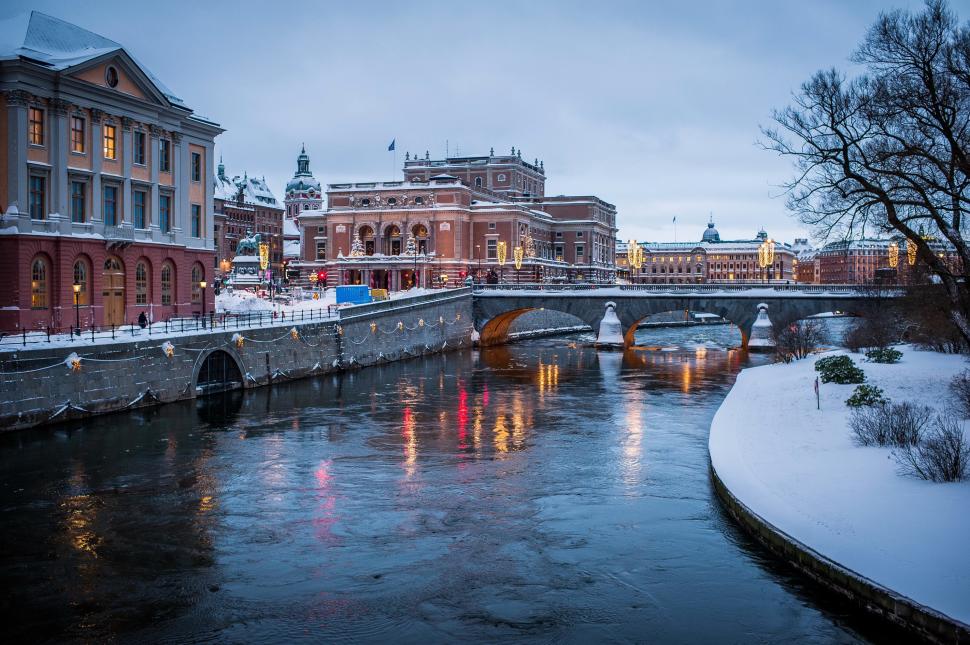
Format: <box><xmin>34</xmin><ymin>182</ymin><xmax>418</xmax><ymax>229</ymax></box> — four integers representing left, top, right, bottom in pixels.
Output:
<box><xmin>336</xmin><ymin>285</ymin><xmax>372</xmax><ymax>305</ymax></box>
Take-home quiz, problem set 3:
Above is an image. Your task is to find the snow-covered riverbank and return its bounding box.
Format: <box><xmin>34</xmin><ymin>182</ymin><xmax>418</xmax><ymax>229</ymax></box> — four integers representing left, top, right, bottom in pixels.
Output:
<box><xmin>709</xmin><ymin>347</ymin><xmax>970</xmax><ymax>625</ymax></box>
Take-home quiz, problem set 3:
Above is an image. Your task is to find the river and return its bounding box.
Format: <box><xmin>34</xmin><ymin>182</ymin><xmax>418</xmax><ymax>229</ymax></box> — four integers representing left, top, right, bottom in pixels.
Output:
<box><xmin>2</xmin><ymin>318</ymin><xmax>895</xmax><ymax>643</ymax></box>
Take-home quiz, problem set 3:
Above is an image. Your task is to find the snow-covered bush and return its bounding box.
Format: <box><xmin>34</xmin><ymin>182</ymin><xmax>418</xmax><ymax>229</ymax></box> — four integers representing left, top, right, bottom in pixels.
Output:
<box><xmin>865</xmin><ymin>347</ymin><xmax>902</xmax><ymax>364</ymax></box>
<box><xmin>773</xmin><ymin>318</ymin><xmax>827</xmax><ymax>362</ymax></box>
<box><xmin>845</xmin><ymin>384</ymin><xmax>888</xmax><ymax>408</ymax></box>
<box><xmin>894</xmin><ymin>414</ymin><xmax>970</xmax><ymax>482</ymax></box>
<box><xmin>949</xmin><ymin>369</ymin><xmax>970</xmax><ymax>418</ymax></box>
<box><xmin>815</xmin><ymin>355</ymin><xmax>865</xmax><ymax>384</ymax></box>
<box><xmin>849</xmin><ymin>401</ymin><xmax>932</xmax><ymax>447</ymax></box>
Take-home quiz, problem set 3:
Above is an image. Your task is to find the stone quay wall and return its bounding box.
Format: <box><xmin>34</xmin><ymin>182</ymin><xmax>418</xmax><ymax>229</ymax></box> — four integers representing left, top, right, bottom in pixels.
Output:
<box><xmin>0</xmin><ymin>289</ymin><xmax>473</xmax><ymax>431</ymax></box>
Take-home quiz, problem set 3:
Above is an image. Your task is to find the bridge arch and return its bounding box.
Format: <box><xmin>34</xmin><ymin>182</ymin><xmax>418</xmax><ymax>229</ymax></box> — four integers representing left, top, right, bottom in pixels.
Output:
<box><xmin>478</xmin><ymin>306</ymin><xmax>595</xmax><ymax>347</ymax></box>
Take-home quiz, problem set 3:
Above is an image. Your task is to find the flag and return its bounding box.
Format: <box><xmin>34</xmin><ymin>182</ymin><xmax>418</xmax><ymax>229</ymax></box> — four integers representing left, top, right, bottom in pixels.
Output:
<box><xmin>387</xmin><ymin>139</ymin><xmax>395</xmax><ymax>152</ymax></box>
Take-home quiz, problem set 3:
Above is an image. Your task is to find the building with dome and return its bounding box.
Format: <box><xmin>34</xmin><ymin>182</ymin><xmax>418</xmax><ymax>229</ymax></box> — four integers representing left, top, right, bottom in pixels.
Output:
<box><xmin>620</xmin><ymin>218</ymin><xmax>796</xmax><ymax>284</ymax></box>
<box><xmin>284</xmin><ymin>145</ymin><xmax>322</xmax><ymax>216</ymax></box>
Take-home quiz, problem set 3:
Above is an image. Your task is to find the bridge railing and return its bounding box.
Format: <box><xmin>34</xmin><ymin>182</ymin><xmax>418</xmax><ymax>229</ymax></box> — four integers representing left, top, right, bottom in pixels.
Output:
<box><xmin>472</xmin><ymin>283</ymin><xmax>882</xmax><ymax>295</ymax></box>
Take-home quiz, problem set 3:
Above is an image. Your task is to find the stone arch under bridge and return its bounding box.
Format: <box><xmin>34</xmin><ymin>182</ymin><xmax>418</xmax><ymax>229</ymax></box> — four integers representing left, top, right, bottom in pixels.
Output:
<box><xmin>473</xmin><ymin>291</ymin><xmax>877</xmax><ymax>348</ymax></box>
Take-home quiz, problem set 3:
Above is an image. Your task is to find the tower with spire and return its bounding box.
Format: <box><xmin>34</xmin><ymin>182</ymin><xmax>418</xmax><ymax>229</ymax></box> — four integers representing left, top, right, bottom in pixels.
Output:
<box><xmin>284</xmin><ymin>145</ymin><xmax>322</xmax><ymax>217</ymax></box>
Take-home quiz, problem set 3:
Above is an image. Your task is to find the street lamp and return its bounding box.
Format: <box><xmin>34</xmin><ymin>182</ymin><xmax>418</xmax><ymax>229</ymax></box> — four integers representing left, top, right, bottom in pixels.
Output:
<box><xmin>200</xmin><ymin>280</ymin><xmax>207</xmax><ymax>328</ymax></box>
<box><xmin>72</xmin><ymin>281</ymin><xmax>81</xmax><ymax>335</ymax></box>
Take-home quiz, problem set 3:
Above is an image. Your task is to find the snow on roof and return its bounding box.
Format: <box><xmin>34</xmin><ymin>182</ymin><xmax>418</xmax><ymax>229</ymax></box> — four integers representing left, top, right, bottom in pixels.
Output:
<box><xmin>213</xmin><ymin>169</ymin><xmax>282</xmax><ymax>209</ymax></box>
<box><xmin>283</xmin><ymin>217</ymin><xmax>299</xmax><ymax>237</ymax></box>
<box><xmin>283</xmin><ymin>239</ymin><xmax>301</xmax><ymax>258</ymax></box>
<box><xmin>0</xmin><ymin>11</ymin><xmax>185</xmax><ymax>107</ymax></box>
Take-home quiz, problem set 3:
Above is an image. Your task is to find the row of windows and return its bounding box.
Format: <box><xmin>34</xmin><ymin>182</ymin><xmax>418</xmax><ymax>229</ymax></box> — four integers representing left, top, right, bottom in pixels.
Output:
<box><xmin>31</xmin><ymin>255</ymin><xmax>206</xmax><ymax>309</ymax></box>
<box><xmin>29</xmin><ymin>106</ymin><xmax>181</xmax><ymax>173</ymax></box>
<box><xmin>28</xmin><ymin>175</ymin><xmax>200</xmax><ymax>235</ymax></box>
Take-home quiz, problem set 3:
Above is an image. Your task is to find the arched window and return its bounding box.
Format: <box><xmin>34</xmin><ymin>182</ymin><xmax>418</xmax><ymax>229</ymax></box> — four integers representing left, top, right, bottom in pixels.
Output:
<box><xmin>136</xmin><ymin>261</ymin><xmax>150</xmax><ymax>305</ymax></box>
<box><xmin>72</xmin><ymin>258</ymin><xmax>90</xmax><ymax>305</ymax></box>
<box><xmin>191</xmin><ymin>264</ymin><xmax>203</xmax><ymax>304</ymax></box>
<box><xmin>161</xmin><ymin>262</ymin><xmax>174</xmax><ymax>306</ymax></box>
<box><xmin>475</xmin><ymin>177</ymin><xmax>483</xmax><ymax>188</ymax></box>
<box><xmin>31</xmin><ymin>257</ymin><xmax>48</xmax><ymax>309</ymax></box>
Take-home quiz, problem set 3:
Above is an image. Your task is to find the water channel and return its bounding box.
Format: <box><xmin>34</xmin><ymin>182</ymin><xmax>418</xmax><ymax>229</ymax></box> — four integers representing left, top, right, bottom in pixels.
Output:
<box><xmin>1</xmin><ymin>318</ymin><xmax>896</xmax><ymax>643</ymax></box>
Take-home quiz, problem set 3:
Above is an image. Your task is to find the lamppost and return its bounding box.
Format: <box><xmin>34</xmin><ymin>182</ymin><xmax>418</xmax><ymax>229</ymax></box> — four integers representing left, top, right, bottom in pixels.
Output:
<box><xmin>200</xmin><ymin>280</ymin><xmax>207</xmax><ymax>328</ymax></box>
<box><xmin>72</xmin><ymin>281</ymin><xmax>81</xmax><ymax>335</ymax></box>
<box><xmin>497</xmin><ymin>240</ymin><xmax>507</xmax><ymax>283</ymax></box>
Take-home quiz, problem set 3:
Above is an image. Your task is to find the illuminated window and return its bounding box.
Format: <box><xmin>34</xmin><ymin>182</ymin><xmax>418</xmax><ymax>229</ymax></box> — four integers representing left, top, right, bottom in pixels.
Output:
<box><xmin>31</xmin><ymin>257</ymin><xmax>48</xmax><ymax>309</ymax></box>
<box><xmin>161</xmin><ymin>262</ymin><xmax>174</xmax><ymax>305</ymax></box>
<box><xmin>103</xmin><ymin>124</ymin><xmax>116</xmax><ymax>159</ymax></box>
<box><xmin>136</xmin><ymin>261</ymin><xmax>149</xmax><ymax>305</ymax></box>
<box><xmin>73</xmin><ymin>258</ymin><xmax>89</xmax><ymax>305</ymax></box>
<box><xmin>191</xmin><ymin>264</ymin><xmax>203</xmax><ymax>304</ymax></box>
<box><xmin>316</xmin><ymin>241</ymin><xmax>327</xmax><ymax>260</ymax></box>
<box><xmin>71</xmin><ymin>116</ymin><xmax>85</xmax><ymax>153</ymax></box>
<box><xmin>29</xmin><ymin>107</ymin><xmax>44</xmax><ymax>145</ymax></box>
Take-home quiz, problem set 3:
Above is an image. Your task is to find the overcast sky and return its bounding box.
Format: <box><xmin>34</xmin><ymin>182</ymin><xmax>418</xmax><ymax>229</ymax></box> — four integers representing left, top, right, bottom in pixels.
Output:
<box><xmin>6</xmin><ymin>0</ymin><xmax>937</xmax><ymax>244</ymax></box>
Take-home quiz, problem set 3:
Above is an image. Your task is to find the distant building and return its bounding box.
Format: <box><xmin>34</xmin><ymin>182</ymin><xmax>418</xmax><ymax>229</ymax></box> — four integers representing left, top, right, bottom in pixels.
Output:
<box><xmin>623</xmin><ymin>219</ymin><xmax>796</xmax><ymax>284</ymax></box>
<box><xmin>213</xmin><ymin>160</ymin><xmax>284</xmax><ymax>279</ymax></box>
<box><xmin>0</xmin><ymin>11</ymin><xmax>222</xmax><ymax>330</ymax></box>
<box><xmin>812</xmin><ymin>237</ymin><xmax>961</xmax><ymax>285</ymax></box>
<box><xmin>294</xmin><ymin>149</ymin><xmax>617</xmax><ymax>289</ymax></box>
<box><xmin>281</xmin><ymin>146</ymin><xmax>321</xmax><ymax>278</ymax></box>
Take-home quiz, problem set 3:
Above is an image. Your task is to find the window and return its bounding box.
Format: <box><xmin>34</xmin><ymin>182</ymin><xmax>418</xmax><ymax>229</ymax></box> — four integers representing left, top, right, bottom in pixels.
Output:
<box><xmin>387</xmin><ymin>197</ymin><xmax>397</xmax><ymax>206</ymax></box>
<box><xmin>489</xmin><ymin>222</ymin><xmax>496</xmax><ymax>230</ymax></box>
<box><xmin>191</xmin><ymin>264</ymin><xmax>203</xmax><ymax>304</ymax></box>
<box><xmin>105</xmin><ymin>65</ymin><xmax>119</xmax><ymax>88</ymax></box>
<box><xmin>497</xmin><ymin>174</ymin><xmax>506</xmax><ymax>182</ymax></box>
<box><xmin>159</xmin><ymin>195</ymin><xmax>171</xmax><ymax>232</ymax></box>
<box><xmin>73</xmin><ymin>259</ymin><xmax>89</xmax><ymax>305</ymax></box>
<box><xmin>475</xmin><ymin>177</ymin><xmax>483</xmax><ymax>188</ymax></box>
<box><xmin>31</xmin><ymin>257</ymin><xmax>48</xmax><ymax>309</ymax></box>
<box><xmin>29</xmin><ymin>108</ymin><xmax>44</xmax><ymax>145</ymax></box>
<box><xmin>136</xmin><ymin>261</ymin><xmax>149</xmax><ymax>305</ymax></box>
<box><xmin>133</xmin><ymin>190</ymin><xmax>147</xmax><ymax>228</ymax></box>
<box><xmin>316</xmin><ymin>241</ymin><xmax>327</xmax><ymax>260</ymax></box>
<box><xmin>191</xmin><ymin>204</ymin><xmax>202</xmax><ymax>237</ymax></box>
<box><xmin>303</xmin><ymin>204</ymin><xmax>310</xmax><ymax>210</ymax></box>
<box><xmin>71</xmin><ymin>181</ymin><xmax>86</xmax><ymax>223</ymax></box>
<box><xmin>487</xmin><ymin>239</ymin><xmax>497</xmax><ymax>260</ymax></box>
<box><xmin>159</xmin><ymin>139</ymin><xmax>171</xmax><ymax>172</ymax></box>
<box><xmin>317</xmin><ymin>226</ymin><xmax>325</xmax><ymax>234</ymax></box>
<box><xmin>361</xmin><ymin>198</ymin><xmax>370</xmax><ymax>206</ymax></box>
<box><xmin>103</xmin><ymin>124</ymin><xmax>117</xmax><ymax>159</ymax></box>
<box><xmin>29</xmin><ymin>176</ymin><xmax>46</xmax><ymax>220</ymax></box>
<box><xmin>555</xmin><ymin>244</ymin><xmax>564</xmax><ymax>260</ymax></box>
<box><xmin>556</xmin><ymin>231</ymin><xmax>563</xmax><ymax>238</ymax></box>
<box><xmin>577</xmin><ymin>231</ymin><xmax>584</xmax><ymax>238</ymax></box>
<box><xmin>134</xmin><ymin>131</ymin><xmax>146</xmax><ymax>165</ymax></box>
<box><xmin>71</xmin><ymin>116</ymin><xmax>85</xmax><ymax>153</ymax></box>
<box><xmin>191</xmin><ymin>152</ymin><xmax>201</xmax><ymax>182</ymax></box>
<box><xmin>103</xmin><ymin>185</ymin><xmax>118</xmax><ymax>225</ymax></box>
<box><xmin>161</xmin><ymin>262</ymin><xmax>173</xmax><ymax>305</ymax></box>
<box><xmin>576</xmin><ymin>245</ymin><xmax>585</xmax><ymax>258</ymax></box>
<box><xmin>414</xmin><ymin>196</ymin><xmax>424</xmax><ymax>205</ymax></box>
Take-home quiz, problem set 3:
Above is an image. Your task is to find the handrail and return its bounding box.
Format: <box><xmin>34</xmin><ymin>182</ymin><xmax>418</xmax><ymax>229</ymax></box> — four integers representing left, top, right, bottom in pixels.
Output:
<box><xmin>471</xmin><ymin>283</ymin><xmax>896</xmax><ymax>295</ymax></box>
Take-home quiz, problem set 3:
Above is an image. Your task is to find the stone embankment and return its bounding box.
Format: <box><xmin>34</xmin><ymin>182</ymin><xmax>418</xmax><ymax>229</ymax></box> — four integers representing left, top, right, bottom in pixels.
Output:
<box><xmin>0</xmin><ymin>289</ymin><xmax>473</xmax><ymax>431</ymax></box>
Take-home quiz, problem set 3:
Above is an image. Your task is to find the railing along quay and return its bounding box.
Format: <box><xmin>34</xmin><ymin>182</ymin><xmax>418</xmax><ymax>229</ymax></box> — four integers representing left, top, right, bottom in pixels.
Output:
<box><xmin>472</xmin><ymin>283</ymin><xmax>883</xmax><ymax>294</ymax></box>
<box><xmin>0</xmin><ymin>307</ymin><xmax>338</xmax><ymax>348</ymax></box>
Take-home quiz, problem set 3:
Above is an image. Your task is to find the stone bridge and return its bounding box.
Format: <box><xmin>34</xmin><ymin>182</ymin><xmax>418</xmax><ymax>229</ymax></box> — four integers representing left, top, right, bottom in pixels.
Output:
<box><xmin>472</xmin><ymin>284</ymin><xmax>891</xmax><ymax>347</ymax></box>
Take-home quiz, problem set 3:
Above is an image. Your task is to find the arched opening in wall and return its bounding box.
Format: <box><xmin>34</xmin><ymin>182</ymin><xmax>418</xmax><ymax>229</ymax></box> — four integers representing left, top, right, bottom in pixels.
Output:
<box><xmin>196</xmin><ymin>350</ymin><xmax>244</xmax><ymax>395</ymax></box>
<box><xmin>412</xmin><ymin>224</ymin><xmax>429</xmax><ymax>254</ymax></box>
<box><xmin>102</xmin><ymin>256</ymin><xmax>125</xmax><ymax>326</ymax></box>
<box><xmin>624</xmin><ymin>309</ymin><xmax>743</xmax><ymax>350</ymax></box>
<box><xmin>358</xmin><ymin>225</ymin><xmax>375</xmax><ymax>256</ymax></box>
<box><xmin>384</xmin><ymin>224</ymin><xmax>402</xmax><ymax>255</ymax></box>
<box><xmin>479</xmin><ymin>307</ymin><xmax>592</xmax><ymax>347</ymax></box>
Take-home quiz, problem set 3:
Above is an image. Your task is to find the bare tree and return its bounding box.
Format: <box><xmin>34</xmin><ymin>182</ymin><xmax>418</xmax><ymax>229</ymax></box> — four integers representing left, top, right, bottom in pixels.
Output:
<box><xmin>773</xmin><ymin>318</ymin><xmax>828</xmax><ymax>361</ymax></box>
<box><xmin>763</xmin><ymin>0</ymin><xmax>970</xmax><ymax>346</ymax></box>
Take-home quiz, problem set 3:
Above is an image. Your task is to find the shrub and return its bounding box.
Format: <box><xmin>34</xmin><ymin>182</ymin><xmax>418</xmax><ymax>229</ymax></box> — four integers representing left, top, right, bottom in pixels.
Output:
<box><xmin>815</xmin><ymin>355</ymin><xmax>866</xmax><ymax>384</ymax></box>
<box><xmin>849</xmin><ymin>401</ymin><xmax>933</xmax><ymax>447</ymax></box>
<box><xmin>894</xmin><ymin>414</ymin><xmax>970</xmax><ymax>482</ymax></box>
<box><xmin>865</xmin><ymin>347</ymin><xmax>902</xmax><ymax>364</ymax></box>
<box><xmin>773</xmin><ymin>318</ymin><xmax>827</xmax><ymax>362</ymax></box>
<box><xmin>949</xmin><ymin>369</ymin><xmax>970</xmax><ymax>418</ymax></box>
<box><xmin>844</xmin><ymin>314</ymin><xmax>900</xmax><ymax>353</ymax></box>
<box><xmin>845</xmin><ymin>384</ymin><xmax>888</xmax><ymax>408</ymax></box>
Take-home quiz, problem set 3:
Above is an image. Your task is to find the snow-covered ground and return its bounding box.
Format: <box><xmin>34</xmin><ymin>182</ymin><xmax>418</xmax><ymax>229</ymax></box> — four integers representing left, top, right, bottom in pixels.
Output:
<box><xmin>215</xmin><ymin>287</ymin><xmax>441</xmax><ymax>313</ymax></box>
<box><xmin>710</xmin><ymin>347</ymin><xmax>970</xmax><ymax>623</ymax></box>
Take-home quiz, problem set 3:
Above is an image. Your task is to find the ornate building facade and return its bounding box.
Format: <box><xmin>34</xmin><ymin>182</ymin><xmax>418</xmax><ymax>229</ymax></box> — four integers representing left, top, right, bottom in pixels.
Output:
<box><xmin>623</xmin><ymin>219</ymin><xmax>796</xmax><ymax>284</ymax></box>
<box><xmin>0</xmin><ymin>12</ymin><xmax>222</xmax><ymax>330</ymax></box>
<box><xmin>213</xmin><ymin>160</ymin><xmax>284</xmax><ymax>280</ymax></box>
<box><xmin>295</xmin><ymin>150</ymin><xmax>618</xmax><ymax>289</ymax></box>
<box><xmin>281</xmin><ymin>146</ymin><xmax>321</xmax><ymax>276</ymax></box>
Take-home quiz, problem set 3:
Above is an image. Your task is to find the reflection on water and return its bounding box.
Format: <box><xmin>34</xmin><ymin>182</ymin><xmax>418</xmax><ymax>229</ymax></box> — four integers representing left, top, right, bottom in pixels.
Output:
<box><xmin>0</xmin><ymin>318</ymin><xmax>881</xmax><ymax>643</ymax></box>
